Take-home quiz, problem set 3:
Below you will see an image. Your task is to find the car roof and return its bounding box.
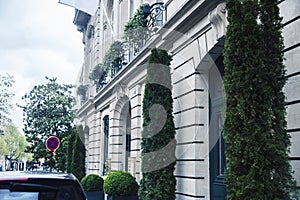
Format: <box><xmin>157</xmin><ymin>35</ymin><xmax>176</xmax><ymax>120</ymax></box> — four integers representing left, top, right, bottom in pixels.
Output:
<box><xmin>0</xmin><ymin>171</ymin><xmax>78</xmax><ymax>181</ymax></box>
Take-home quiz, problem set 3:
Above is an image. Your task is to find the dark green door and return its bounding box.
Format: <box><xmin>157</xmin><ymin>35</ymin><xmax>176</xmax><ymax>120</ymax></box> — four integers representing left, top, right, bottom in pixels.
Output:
<box><xmin>209</xmin><ymin>56</ymin><xmax>226</xmax><ymax>199</ymax></box>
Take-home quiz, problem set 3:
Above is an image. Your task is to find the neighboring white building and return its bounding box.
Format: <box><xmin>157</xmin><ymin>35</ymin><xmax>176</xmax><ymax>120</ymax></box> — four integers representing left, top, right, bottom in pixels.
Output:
<box><xmin>71</xmin><ymin>0</ymin><xmax>300</xmax><ymax>199</ymax></box>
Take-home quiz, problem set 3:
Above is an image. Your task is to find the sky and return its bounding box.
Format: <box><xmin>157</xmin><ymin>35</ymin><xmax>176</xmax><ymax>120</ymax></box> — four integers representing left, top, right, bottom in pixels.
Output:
<box><xmin>0</xmin><ymin>0</ymin><xmax>84</xmax><ymax>132</ymax></box>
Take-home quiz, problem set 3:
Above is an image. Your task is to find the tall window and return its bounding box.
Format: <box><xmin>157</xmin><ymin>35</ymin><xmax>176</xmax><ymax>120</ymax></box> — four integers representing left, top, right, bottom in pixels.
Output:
<box><xmin>129</xmin><ymin>0</ymin><xmax>134</xmax><ymax>18</ymax></box>
<box><xmin>103</xmin><ymin>115</ymin><xmax>109</xmax><ymax>175</ymax></box>
<box><xmin>126</xmin><ymin>110</ymin><xmax>131</xmax><ymax>153</ymax></box>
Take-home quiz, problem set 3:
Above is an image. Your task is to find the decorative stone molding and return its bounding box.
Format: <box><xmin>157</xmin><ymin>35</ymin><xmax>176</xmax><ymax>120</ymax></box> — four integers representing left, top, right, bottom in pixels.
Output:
<box><xmin>114</xmin><ymin>83</ymin><xmax>128</xmax><ymax>100</ymax></box>
<box><xmin>103</xmin><ymin>21</ymin><xmax>108</xmax><ymax>30</ymax></box>
<box><xmin>208</xmin><ymin>2</ymin><xmax>226</xmax><ymax>41</ymax></box>
<box><xmin>87</xmin><ymin>25</ymin><xmax>94</xmax><ymax>39</ymax></box>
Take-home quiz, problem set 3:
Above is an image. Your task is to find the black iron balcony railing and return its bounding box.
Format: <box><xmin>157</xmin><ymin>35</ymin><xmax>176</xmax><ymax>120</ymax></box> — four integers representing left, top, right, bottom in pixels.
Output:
<box><xmin>143</xmin><ymin>2</ymin><xmax>165</xmax><ymax>34</ymax></box>
<box><xmin>92</xmin><ymin>3</ymin><xmax>166</xmax><ymax>94</ymax></box>
<box><xmin>77</xmin><ymin>3</ymin><xmax>167</xmax><ymax>98</ymax></box>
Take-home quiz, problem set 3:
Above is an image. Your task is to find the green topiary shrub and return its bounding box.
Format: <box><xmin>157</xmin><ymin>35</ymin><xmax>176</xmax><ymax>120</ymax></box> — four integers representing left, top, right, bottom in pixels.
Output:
<box><xmin>223</xmin><ymin>0</ymin><xmax>298</xmax><ymax>199</ymax></box>
<box><xmin>81</xmin><ymin>174</ymin><xmax>104</xmax><ymax>191</ymax></box>
<box><xmin>71</xmin><ymin>125</ymin><xmax>86</xmax><ymax>181</ymax></box>
<box><xmin>103</xmin><ymin>171</ymin><xmax>138</xmax><ymax>196</ymax></box>
<box><xmin>138</xmin><ymin>48</ymin><xmax>176</xmax><ymax>200</ymax></box>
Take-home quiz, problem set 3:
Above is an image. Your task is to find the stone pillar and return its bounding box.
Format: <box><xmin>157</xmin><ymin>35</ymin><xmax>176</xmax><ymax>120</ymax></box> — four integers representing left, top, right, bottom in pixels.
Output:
<box><xmin>128</xmin><ymin>84</ymin><xmax>143</xmax><ymax>181</ymax></box>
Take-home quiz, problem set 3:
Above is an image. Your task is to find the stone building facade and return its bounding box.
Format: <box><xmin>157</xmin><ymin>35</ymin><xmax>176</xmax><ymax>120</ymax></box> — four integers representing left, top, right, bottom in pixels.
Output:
<box><xmin>72</xmin><ymin>0</ymin><xmax>300</xmax><ymax>199</ymax></box>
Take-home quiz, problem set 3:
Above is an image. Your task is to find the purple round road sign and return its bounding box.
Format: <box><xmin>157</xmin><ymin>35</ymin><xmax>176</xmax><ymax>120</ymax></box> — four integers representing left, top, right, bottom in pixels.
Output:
<box><xmin>46</xmin><ymin>136</ymin><xmax>60</xmax><ymax>151</ymax></box>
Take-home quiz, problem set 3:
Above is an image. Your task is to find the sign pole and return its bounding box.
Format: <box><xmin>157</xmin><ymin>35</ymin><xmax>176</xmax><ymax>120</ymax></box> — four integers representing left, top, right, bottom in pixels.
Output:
<box><xmin>50</xmin><ymin>151</ymin><xmax>54</xmax><ymax>172</ymax></box>
<box><xmin>45</xmin><ymin>136</ymin><xmax>60</xmax><ymax>172</ymax></box>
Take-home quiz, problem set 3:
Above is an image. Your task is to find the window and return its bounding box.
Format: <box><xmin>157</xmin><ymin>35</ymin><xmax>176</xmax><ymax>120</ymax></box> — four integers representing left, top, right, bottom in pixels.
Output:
<box><xmin>103</xmin><ymin>115</ymin><xmax>109</xmax><ymax>175</ymax></box>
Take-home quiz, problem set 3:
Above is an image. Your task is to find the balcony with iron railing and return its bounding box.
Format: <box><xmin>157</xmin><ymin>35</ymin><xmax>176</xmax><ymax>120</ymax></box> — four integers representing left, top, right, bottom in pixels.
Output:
<box><xmin>83</xmin><ymin>2</ymin><xmax>166</xmax><ymax>103</ymax></box>
<box><xmin>74</xmin><ymin>3</ymin><xmax>166</xmax><ymax>105</ymax></box>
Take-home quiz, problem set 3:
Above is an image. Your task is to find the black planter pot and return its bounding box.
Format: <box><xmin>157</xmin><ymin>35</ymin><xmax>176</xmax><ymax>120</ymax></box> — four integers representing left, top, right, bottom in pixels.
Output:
<box><xmin>85</xmin><ymin>191</ymin><xmax>104</xmax><ymax>200</ymax></box>
<box><xmin>107</xmin><ymin>195</ymin><xmax>139</xmax><ymax>200</ymax></box>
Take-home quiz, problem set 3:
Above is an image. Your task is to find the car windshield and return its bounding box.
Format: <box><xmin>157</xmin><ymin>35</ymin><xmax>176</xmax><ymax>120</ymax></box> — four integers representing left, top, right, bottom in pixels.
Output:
<box><xmin>0</xmin><ymin>190</ymin><xmax>38</xmax><ymax>200</ymax></box>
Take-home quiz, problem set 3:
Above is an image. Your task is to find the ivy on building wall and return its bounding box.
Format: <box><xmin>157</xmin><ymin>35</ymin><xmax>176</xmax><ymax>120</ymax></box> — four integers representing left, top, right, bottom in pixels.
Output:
<box><xmin>223</xmin><ymin>0</ymin><xmax>298</xmax><ymax>199</ymax></box>
<box><xmin>139</xmin><ymin>48</ymin><xmax>176</xmax><ymax>200</ymax></box>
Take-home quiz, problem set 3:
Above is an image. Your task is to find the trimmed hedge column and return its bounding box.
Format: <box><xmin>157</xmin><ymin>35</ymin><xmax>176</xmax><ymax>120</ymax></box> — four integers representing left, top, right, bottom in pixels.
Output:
<box><xmin>223</xmin><ymin>0</ymin><xmax>297</xmax><ymax>199</ymax></box>
<box><xmin>138</xmin><ymin>48</ymin><xmax>176</xmax><ymax>200</ymax></box>
<box><xmin>259</xmin><ymin>0</ymin><xmax>298</xmax><ymax>198</ymax></box>
<box><xmin>71</xmin><ymin>125</ymin><xmax>86</xmax><ymax>181</ymax></box>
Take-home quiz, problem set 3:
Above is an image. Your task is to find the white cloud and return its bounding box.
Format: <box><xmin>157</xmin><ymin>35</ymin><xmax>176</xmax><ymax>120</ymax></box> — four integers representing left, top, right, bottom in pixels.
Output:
<box><xmin>0</xmin><ymin>0</ymin><xmax>84</xmax><ymax>132</ymax></box>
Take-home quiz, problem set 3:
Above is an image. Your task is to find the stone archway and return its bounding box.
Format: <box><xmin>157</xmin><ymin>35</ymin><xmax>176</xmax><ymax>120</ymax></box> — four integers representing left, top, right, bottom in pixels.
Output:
<box><xmin>111</xmin><ymin>96</ymin><xmax>132</xmax><ymax>172</ymax></box>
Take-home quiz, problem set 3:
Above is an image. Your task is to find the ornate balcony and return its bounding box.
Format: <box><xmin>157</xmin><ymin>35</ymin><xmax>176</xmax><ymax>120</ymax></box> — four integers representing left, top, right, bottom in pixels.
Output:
<box><xmin>143</xmin><ymin>2</ymin><xmax>165</xmax><ymax>34</ymax></box>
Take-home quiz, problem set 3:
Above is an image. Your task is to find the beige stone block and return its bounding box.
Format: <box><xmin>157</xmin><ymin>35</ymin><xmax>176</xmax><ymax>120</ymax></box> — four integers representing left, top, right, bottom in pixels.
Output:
<box><xmin>286</xmin><ymin>104</ymin><xmax>300</xmax><ymax>130</ymax></box>
<box><xmin>284</xmin><ymin>75</ymin><xmax>300</xmax><ymax>102</ymax></box>
<box><xmin>130</xmin><ymin>128</ymin><xmax>141</xmax><ymax>138</ymax></box>
<box><xmin>176</xmin><ymin>125</ymin><xmax>209</xmax><ymax>144</ymax></box>
<box><xmin>131</xmin><ymin>117</ymin><xmax>141</xmax><ymax>129</ymax></box>
<box><xmin>176</xmin><ymin>143</ymin><xmax>209</xmax><ymax>160</ymax></box>
<box><xmin>290</xmin><ymin>132</ymin><xmax>300</xmax><ymax>157</ymax></box>
<box><xmin>131</xmin><ymin>105</ymin><xmax>141</xmax><ymax>118</ymax></box>
<box><xmin>284</xmin><ymin>47</ymin><xmax>300</xmax><ymax>76</ymax></box>
<box><xmin>130</xmin><ymin>95</ymin><xmax>140</xmax><ymax>106</ymax></box>
<box><xmin>174</xmin><ymin>108</ymin><xmax>207</xmax><ymax>128</ymax></box>
<box><xmin>206</xmin><ymin>28</ymin><xmax>217</xmax><ymax>52</ymax></box>
<box><xmin>198</xmin><ymin>33</ymin><xmax>208</xmax><ymax>60</ymax></box>
<box><xmin>165</xmin><ymin>0</ymin><xmax>185</xmax><ymax>20</ymax></box>
<box><xmin>176</xmin><ymin>177</ymin><xmax>209</xmax><ymax>198</ymax></box>
<box><xmin>279</xmin><ymin>0</ymin><xmax>300</xmax><ymax>24</ymax></box>
<box><xmin>175</xmin><ymin>161</ymin><xmax>208</xmax><ymax>177</ymax></box>
<box><xmin>291</xmin><ymin>161</ymin><xmax>300</xmax><ymax>186</ymax></box>
<box><xmin>173</xmin><ymin>76</ymin><xmax>198</xmax><ymax>97</ymax></box>
<box><xmin>171</xmin><ymin>53</ymin><xmax>191</xmax><ymax>70</ymax></box>
<box><xmin>282</xmin><ymin>19</ymin><xmax>300</xmax><ymax>50</ymax></box>
<box><xmin>130</xmin><ymin>139</ymin><xmax>140</xmax><ymax>150</ymax></box>
<box><xmin>176</xmin><ymin>40</ymin><xmax>201</xmax><ymax>66</ymax></box>
<box><xmin>173</xmin><ymin>94</ymin><xmax>207</xmax><ymax>115</ymax></box>
<box><xmin>172</xmin><ymin>59</ymin><xmax>195</xmax><ymax>83</ymax></box>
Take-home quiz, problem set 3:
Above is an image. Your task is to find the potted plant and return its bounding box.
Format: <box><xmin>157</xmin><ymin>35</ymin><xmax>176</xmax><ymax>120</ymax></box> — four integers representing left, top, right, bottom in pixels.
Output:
<box><xmin>103</xmin><ymin>41</ymin><xmax>125</xmax><ymax>78</ymax></box>
<box><xmin>81</xmin><ymin>174</ymin><xmax>105</xmax><ymax>200</ymax></box>
<box><xmin>77</xmin><ymin>84</ymin><xmax>88</xmax><ymax>96</ymax></box>
<box><xmin>89</xmin><ymin>63</ymin><xmax>104</xmax><ymax>85</ymax></box>
<box><xmin>124</xmin><ymin>3</ymin><xmax>149</xmax><ymax>55</ymax></box>
<box><xmin>103</xmin><ymin>171</ymin><xmax>139</xmax><ymax>200</ymax></box>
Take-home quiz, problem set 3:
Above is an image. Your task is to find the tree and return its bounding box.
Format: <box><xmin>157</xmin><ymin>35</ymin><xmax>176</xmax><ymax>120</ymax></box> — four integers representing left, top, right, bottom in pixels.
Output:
<box><xmin>66</xmin><ymin>128</ymin><xmax>76</xmax><ymax>173</ymax></box>
<box><xmin>71</xmin><ymin>125</ymin><xmax>86</xmax><ymax>181</ymax></box>
<box><xmin>19</xmin><ymin>77</ymin><xmax>75</xmax><ymax>168</ymax></box>
<box><xmin>0</xmin><ymin>74</ymin><xmax>14</xmax><ymax>131</ymax></box>
<box><xmin>259</xmin><ymin>0</ymin><xmax>298</xmax><ymax>198</ymax></box>
<box><xmin>139</xmin><ymin>48</ymin><xmax>176</xmax><ymax>200</ymax></box>
<box><xmin>0</xmin><ymin>124</ymin><xmax>27</xmax><ymax>164</ymax></box>
<box><xmin>223</xmin><ymin>0</ymin><xmax>297</xmax><ymax>199</ymax></box>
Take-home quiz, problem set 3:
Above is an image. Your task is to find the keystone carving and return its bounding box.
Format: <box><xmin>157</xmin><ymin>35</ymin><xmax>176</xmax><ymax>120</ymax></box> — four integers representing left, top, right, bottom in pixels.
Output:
<box><xmin>208</xmin><ymin>2</ymin><xmax>227</xmax><ymax>41</ymax></box>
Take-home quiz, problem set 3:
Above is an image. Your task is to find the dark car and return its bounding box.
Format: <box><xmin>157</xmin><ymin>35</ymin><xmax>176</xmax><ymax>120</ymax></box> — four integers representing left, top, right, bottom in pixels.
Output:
<box><xmin>0</xmin><ymin>171</ymin><xmax>87</xmax><ymax>200</ymax></box>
